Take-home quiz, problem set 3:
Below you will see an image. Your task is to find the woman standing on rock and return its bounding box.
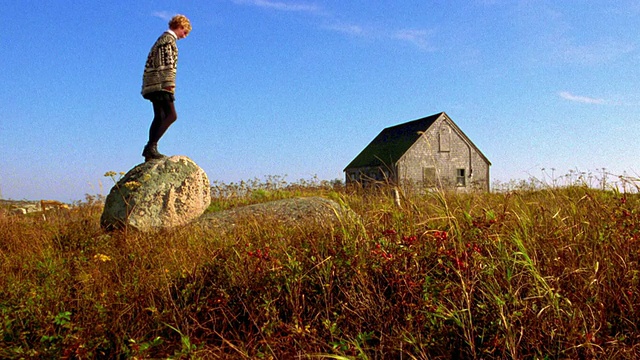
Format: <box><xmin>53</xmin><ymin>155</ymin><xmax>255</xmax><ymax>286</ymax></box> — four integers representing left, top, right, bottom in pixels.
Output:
<box><xmin>141</xmin><ymin>14</ymin><xmax>191</xmax><ymax>162</ymax></box>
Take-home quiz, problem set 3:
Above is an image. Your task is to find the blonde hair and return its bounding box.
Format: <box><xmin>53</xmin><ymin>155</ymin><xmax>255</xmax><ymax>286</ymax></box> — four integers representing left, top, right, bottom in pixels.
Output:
<box><xmin>169</xmin><ymin>14</ymin><xmax>192</xmax><ymax>34</ymax></box>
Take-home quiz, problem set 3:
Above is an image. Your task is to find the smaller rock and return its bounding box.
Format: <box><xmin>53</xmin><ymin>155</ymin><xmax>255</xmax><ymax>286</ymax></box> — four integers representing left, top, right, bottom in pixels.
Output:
<box><xmin>101</xmin><ymin>156</ymin><xmax>211</xmax><ymax>232</ymax></box>
<box><xmin>11</xmin><ymin>208</ymin><xmax>27</xmax><ymax>215</ymax></box>
<box><xmin>198</xmin><ymin>196</ymin><xmax>358</xmax><ymax>233</ymax></box>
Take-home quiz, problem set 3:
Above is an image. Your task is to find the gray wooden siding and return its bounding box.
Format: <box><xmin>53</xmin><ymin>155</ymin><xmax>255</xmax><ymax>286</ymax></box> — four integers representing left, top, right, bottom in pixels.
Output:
<box><xmin>344</xmin><ymin>112</ymin><xmax>490</xmax><ymax>192</ymax></box>
<box><xmin>397</xmin><ymin>117</ymin><xmax>490</xmax><ymax>192</ymax></box>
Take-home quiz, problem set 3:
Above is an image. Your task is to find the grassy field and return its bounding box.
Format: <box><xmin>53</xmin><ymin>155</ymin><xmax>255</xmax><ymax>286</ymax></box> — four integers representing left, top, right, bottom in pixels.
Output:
<box><xmin>1</xmin><ymin>176</ymin><xmax>640</xmax><ymax>359</ymax></box>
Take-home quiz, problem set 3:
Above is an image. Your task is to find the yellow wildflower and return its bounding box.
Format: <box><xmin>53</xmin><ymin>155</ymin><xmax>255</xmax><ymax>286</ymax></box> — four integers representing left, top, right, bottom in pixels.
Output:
<box><xmin>124</xmin><ymin>181</ymin><xmax>142</xmax><ymax>190</ymax></box>
<box><xmin>94</xmin><ymin>254</ymin><xmax>112</xmax><ymax>262</ymax></box>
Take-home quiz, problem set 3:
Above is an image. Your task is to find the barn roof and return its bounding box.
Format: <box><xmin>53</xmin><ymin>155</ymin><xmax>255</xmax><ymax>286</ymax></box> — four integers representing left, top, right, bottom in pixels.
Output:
<box><xmin>344</xmin><ymin>112</ymin><xmax>443</xmax><ymax>170</ymax></box>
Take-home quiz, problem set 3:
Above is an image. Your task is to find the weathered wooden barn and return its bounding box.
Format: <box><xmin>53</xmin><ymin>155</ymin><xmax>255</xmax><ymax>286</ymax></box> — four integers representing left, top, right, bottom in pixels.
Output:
<box><xmin>344</xmin><ymin>112</ymin><xmax>491</xmax><ymax>191</ymax></box>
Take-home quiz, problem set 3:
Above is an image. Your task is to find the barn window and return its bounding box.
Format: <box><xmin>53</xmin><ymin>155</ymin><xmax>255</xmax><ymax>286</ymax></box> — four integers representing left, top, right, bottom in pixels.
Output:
<box><xmin>439</xmin><ymin>126</ymin><xmax>450</xmax><ymax>152</ymax></box>
<box><xmin>456</xmin><ymin>169</ymin><xmax>466</xmax><ymax>187</ymax></box>
<box><xmin>423</xmin><ymin>167</ymin><xmax>436</xmax><ymax>187</ymax></box>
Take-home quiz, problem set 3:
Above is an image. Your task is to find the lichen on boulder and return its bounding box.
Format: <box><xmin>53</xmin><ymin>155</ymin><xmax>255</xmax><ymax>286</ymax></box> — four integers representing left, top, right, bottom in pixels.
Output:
<box><xmin>100</xmin><ymin>156</ymin><xmax>211</xmax><ymax>232</ymax></box>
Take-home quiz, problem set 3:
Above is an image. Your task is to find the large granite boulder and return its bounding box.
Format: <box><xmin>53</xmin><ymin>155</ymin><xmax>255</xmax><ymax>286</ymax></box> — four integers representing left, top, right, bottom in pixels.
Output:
<box><xmin>101</xmin><ymin>156</ymin><xmax>211</xmax><ymax>231</ymax></box>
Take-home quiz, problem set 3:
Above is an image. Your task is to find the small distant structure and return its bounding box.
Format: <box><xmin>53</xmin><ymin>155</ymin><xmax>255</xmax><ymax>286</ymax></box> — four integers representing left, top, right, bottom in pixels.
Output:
<box><xmin>344</xmin><ymin>112</ymin><xmax>491</xmax><ymax>192</ymax></box>
<box><xmin>1</xmin><ymin>199</ymin><xmax>70</xmax><ymax>219</ymax></box>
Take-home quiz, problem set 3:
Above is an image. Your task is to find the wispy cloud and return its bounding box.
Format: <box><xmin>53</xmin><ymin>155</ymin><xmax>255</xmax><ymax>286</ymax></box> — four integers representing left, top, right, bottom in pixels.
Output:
<box><xmin>151</xmin><ymin>11</ymin><xmax>174</xmax><ymax>21</ymax></box>
<box><xmin>232</xmin><ymin>0</ymin><xmax>322</xmax><ymax>14</ymax></box>
<box><xmin>323</xmin><ymin>23</ymin><xmax>365</xmax><ymax>36</ymax></box>
<box><xmin>475</xmin><ymin>0</ymin><xmax>506</xmax><ymax>5</ymax></box>
<box><xmin>607</xmin><ymin>1</ymin><xmax>640</xmax><ymax>16</ymax></box>
<box><xmin>393</xmin><ymin>29</ymin><xmax>436</xmax><ymax>51</ymax></box>
<box><xmin>559</xmin><ymin>39</ymin><xmax>635</xmax><ymax>65</ymax></box>
<box><xmin>322</xmin><ymin>24</ymin><xmax>436</xmax><ymax>51</ymax></box>
<box><xmin>230</xmin><ymin>1</ymin><xmax>436</xmax><ymax>51</ymax></box>
<box><xmin>559</xmin><ymin>91</ymin><xmax>606</xmax><ymax>105</ymax></box>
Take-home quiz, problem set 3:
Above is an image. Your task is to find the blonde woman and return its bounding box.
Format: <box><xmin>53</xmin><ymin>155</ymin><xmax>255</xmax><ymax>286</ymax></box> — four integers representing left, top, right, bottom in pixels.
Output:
<box><xmin>141</xmin><ymin>15</ymin><xmax>191</xmax><ymax>161</ymax></box>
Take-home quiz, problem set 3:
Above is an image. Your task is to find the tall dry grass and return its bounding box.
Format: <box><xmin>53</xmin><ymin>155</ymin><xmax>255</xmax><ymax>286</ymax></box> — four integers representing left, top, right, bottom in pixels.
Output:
<box><xmin>1</xmin><ymin>176</ymin><xmax>639</xmax><ymax>359</ymax></box>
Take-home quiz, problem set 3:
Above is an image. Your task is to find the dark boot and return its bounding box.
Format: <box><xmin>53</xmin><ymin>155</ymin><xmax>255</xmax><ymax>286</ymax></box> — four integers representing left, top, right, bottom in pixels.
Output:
<box><xmin>142</xmin><ymin>142</ymin><xmax>166</xmax><ymax>162</ymax></box>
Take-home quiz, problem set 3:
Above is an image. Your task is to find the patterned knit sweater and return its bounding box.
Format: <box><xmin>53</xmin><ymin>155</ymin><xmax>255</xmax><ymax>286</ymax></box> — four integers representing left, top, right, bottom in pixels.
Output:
<box><xmin>141</xmin><ymin>32</ymin><xmax>178</xmax><ymax>96</ymax></box>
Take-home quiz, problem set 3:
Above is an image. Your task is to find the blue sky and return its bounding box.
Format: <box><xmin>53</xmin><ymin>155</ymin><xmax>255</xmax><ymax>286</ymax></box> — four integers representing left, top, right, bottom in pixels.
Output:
<box><xmin>2</xmin><ymin>0</ymin><xmax>640</xmax><ymax>201</ymax></box>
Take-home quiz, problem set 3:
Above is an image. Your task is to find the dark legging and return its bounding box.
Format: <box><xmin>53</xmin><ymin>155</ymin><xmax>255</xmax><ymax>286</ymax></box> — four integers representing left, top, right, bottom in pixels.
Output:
<box><xmin>148</xmin><ymin>99</ymin><xmax>177</xmax><ymax>144</ymax></box>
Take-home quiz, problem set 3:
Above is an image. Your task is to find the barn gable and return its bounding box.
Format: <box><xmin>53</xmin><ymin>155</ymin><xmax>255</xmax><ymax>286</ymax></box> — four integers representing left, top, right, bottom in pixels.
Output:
<box><xmin>344</xmin><ymin>112</ymin><xmax>491</xmax><ymax>191</ymax></box>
